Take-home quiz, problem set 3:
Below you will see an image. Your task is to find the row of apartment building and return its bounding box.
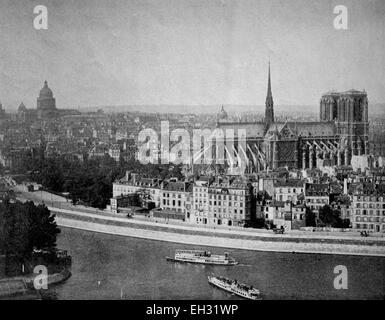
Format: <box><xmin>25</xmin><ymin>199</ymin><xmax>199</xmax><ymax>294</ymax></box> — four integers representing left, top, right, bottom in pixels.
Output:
<box><xmin>111</xmin><ymin>172</ymin><xmax>251</xmax><ymax>227</ymax></box>
<box><xmin>111</xmin><ymin>171</ymin><xmax>385</xmax><ymax>232</ymax></box>
<box><xmin>350</xmin><ymin>183</ymin><xmax>385</xmax><ymax>232</ymax></box>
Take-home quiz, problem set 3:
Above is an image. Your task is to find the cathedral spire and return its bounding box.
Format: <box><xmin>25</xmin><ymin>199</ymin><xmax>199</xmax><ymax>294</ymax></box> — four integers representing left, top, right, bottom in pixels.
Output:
<box><xmin>265</xmin><ymin>61</ymin><xmax>274</xmax><ymax>126</ymax></box>
<box><xmin>267</xmin><ymin>61</ymin><xmax>272</xmax><ymax>99</ymax></box>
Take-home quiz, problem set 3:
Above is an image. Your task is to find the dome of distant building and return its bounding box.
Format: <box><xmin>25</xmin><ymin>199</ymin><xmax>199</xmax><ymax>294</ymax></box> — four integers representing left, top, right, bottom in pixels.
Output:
<box><xmin>39</xmin><ymin>80</ymin><xmax>53</xmax><ymax>98</ymax></box>
<box><xmin>218</xmin><ymin>105</ymin><xmax>228</xmax><ymax>121</ymax></box>
<box><xmin>37</xmin><ymin>80</ymin><xmax>57</xmax><ymax>119</ymax></box>
<box><xmin>18</xmin><ymin>102</ymin><xmax>26</xmax><ymax>112</ymax></box>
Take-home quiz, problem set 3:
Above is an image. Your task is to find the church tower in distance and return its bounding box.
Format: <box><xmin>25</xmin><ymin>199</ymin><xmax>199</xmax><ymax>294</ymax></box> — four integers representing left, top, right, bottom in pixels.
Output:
<box><xmin>265</xmin><ymin>62</ymin><xmax>274</xmax><ymax>127</ymax></box>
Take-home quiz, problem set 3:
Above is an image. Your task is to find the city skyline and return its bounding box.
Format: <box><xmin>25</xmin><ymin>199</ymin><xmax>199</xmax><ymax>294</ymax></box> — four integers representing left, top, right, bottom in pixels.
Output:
<box><xmin>1</xmin><ymin>0</ymin><xmax>385</xmax><ymax>304</ymax></box>
<box><xmin>0</xmin><ymin>0</ymin><xmax>384</xmax><ymax>110</ymax></box>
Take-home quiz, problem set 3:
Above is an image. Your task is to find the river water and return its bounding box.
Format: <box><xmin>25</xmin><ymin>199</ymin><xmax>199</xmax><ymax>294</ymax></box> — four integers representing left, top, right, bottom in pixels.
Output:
<box><xmin>49</xmin><ymin>227</ymin><xmax>384</xmax><ymax>300</ymax></box>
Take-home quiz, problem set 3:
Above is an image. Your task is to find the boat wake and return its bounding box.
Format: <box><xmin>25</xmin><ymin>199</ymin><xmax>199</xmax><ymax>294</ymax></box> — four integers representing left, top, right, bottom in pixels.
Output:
<box><xmin>235</xmin><ymin>263</ymin><xmax>253</xmax><ymax>267</ymax></box>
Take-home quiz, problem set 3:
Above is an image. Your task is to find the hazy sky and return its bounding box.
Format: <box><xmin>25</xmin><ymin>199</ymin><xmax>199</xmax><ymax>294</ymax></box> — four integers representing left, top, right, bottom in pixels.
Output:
<box><xmin>0</xmin><ymin>0</ymin><xmax>384</xmax><ymax>110</ymax></box>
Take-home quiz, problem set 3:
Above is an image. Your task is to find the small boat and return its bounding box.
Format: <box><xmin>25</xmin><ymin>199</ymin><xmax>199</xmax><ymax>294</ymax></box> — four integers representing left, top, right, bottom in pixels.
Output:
<box><xmin>208</xmin><ymin>275</ymin><xmax>261</xmax><ymax>300</ymax></box>
<box><xmin>166</xmin><ymin>249</ymin><xmax>238</xmax><ymax>265</ymax></box>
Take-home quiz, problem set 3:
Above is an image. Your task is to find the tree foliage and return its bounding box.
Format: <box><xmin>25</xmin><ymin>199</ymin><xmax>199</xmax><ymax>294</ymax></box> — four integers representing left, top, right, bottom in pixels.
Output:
<box><xmin>305</xmin><ymin>207</ymin><xmax>317</xmax><ymax>227</ymax></box>
<box><xmin>318</xmin><ymin>205</ymin><xmax>348</xmax><ymax>228</ymax></box>
<box><xmin>27</xmin><ymin>156</ymin><xmax>184</xmax><ymax>209</ymax></box>
<box><xmin>0</xmin><ymin>200</ymin><xmax>60</xmax><ymax>258</ymax></box>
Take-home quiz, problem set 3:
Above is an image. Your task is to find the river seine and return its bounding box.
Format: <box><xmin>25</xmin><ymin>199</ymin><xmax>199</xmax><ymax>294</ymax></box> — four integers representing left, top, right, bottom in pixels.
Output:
<box><xmin>49</xmin><ymin>227</ymin><xmax>384</xmax><ymax>300</ymax></box>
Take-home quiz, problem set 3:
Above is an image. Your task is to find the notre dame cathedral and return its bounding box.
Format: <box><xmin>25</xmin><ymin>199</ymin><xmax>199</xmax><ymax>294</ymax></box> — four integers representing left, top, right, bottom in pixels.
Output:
<box><xmin>216</xmin><ymin>63</ymin><xmax>369</xmax><ymax>172</ymax></box>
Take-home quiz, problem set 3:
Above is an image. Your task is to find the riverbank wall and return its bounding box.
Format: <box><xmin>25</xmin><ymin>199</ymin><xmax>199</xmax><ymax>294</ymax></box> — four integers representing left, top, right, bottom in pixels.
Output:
<box><xmin>52</xmin><ymin>208</ymin><xmax>385</xmax><ymax>257</ymax></box>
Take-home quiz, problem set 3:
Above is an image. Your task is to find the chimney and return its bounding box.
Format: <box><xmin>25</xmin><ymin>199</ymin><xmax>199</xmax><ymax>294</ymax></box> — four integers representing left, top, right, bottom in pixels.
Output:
<box><xmin>343</xmin><ymin>178</ymin><xmax>348</xmax><ymax>195</ymax></box>
<box><xmin>125</xmin><ymin>171</ymin><xmax>130</xmax><ymax>181</ymax></box>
